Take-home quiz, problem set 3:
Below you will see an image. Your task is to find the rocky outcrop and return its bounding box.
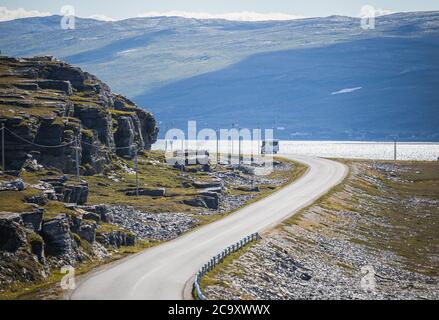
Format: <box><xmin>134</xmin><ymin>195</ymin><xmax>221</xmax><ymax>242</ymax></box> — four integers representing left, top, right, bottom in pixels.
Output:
<box><xmin>0</xmin><ymin>214</ymin><xmax>26</xmax><ymax>252</ymax></box>
<box><xmin>0</xmin><ymin>55</ymin><xmax>158</xmax><ymax>174</ymax></box>
<box><xmin>41</xmin><ymin>215</ymin><xmax>78</xmax><ymax>260</ymax></box>
<box><xmin>184</xmin><ymin>192</ymin><xmax>219</xmax><ymax>210</ymax></box>
<box><xmin>96</xmin><ymin>230</ymin><xmax>135</xmax><ymax>248</ymax></box>
<box><xmin>78</xmin><ymin>204</ymin><xmax>113</xmax><ymax>223</ymax></box>
<box><xmin>113</xmin><ymin>94</ymin><xmax>159</xmax><ymax>150</ymax></box>
<box><xmin>41</xmin><ymin>177</ymin><xmax>89</xmax><ymax>204</ymax></box>
<box><xmin>0</xmin><ymin>178</ymin><xmax>25</xmax><ymax>191</ymax></box>
<box><xmin>21</xmin><ymin>209</ymin><xmax>44</xmax><ymax>232</ymax></box>
<box><xmin>114</xmin><ymin>116</ymin><xmax>137</xmax><ymax>158</ymax></box>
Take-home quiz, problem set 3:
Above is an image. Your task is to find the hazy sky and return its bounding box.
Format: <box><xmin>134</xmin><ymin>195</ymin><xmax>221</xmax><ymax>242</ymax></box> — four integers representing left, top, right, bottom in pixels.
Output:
<box><xmin>1</xmin><ymin>0</ymin><xmax>438</xmax><ymax>21</ymax></box>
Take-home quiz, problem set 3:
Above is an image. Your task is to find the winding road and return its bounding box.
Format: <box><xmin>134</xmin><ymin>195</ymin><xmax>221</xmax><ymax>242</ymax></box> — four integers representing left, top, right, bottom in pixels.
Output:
<box><xmin>71</xmin><ymin>155</ymin><xmax>347</xmax><ymax>300</ymax></box>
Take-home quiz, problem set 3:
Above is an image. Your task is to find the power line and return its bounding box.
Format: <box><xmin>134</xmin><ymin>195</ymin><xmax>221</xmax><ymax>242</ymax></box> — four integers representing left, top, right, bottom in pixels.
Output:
<box><xmin>81</xmin><ymin>139</ymin><xmax>138</xmax><ymax>150</ymax></box>
<box><xmin>3</xmin><ymin>127</ymin><xmax>75</xmax><ymax>148</ymax></box>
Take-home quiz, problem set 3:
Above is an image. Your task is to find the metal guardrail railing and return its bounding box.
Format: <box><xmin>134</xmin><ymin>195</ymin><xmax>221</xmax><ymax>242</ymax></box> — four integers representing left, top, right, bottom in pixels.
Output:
<box><xmin>193</xmin><ymin>232</ymin><xmax>262</xmax><ymax>300</ymax></box>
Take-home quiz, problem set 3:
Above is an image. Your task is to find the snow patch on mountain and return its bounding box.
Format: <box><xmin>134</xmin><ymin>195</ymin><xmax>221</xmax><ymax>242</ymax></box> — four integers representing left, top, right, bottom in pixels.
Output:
<box><xmin>331</xmin><ymin>87</ymin><xmax>363</xmax><ymax>95</ymax></box>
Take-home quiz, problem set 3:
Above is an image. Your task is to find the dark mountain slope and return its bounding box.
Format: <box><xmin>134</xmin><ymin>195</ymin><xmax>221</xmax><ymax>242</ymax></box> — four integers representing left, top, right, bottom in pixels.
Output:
<box><xmin>135</xmin><ymin>36</ymin><xmax>439</xmax><ymax>141</ymax></box>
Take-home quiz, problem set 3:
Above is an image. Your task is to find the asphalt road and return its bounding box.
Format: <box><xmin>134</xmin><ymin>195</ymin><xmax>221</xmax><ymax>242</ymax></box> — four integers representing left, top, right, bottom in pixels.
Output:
<box><xmin>71</xmin><ymin>155</ymin><xmax>347</xmax><ymax>300</ymax></box>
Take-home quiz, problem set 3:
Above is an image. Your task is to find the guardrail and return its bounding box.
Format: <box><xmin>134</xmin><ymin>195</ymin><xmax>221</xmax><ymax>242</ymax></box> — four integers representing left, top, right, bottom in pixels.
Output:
<box><xmin>193</xmin><ymin>232</ymin><xmax>262</xmax><ymax>300</ymax></box>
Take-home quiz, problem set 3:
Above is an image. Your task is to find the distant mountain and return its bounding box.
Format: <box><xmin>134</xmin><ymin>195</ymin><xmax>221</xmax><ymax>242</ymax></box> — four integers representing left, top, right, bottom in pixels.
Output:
<box><xmin>1</xmin><ymin>12</ymin><xmax>438</xmax><ymax>140</ymax></box>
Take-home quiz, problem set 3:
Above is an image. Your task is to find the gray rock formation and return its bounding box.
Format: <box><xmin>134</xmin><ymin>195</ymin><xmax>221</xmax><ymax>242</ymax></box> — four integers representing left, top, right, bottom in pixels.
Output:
<box><xmin>96</xmin><ymin>230</ymin><xmax>135</xmax><ymax>248</ymax></box>
<box><xmin>21</xmin><ymin>209</ymin><xmax>44</xmax><ymax>232</ymax></box>
<box><xmin>41</xmin><ymin>177</ymin><xmax>89</xmax><ymax>204</ymax></box>
<box><xmin>125</xmin><ymin>188</ymin><xmax>166</xmax><ymax>197</ymax></box>
<box><xmin>184</xmin><ymin>192</ymin><xmax>219</xmax><ymax>210</ymax></box>
<box><xmin>41</xmin><ymin>214</ymin><xmax>77</xmax><ymax>258</ymax></box>
<box><xmin>0</xmin><ymin>55</ymin><xmax>159</xmax><ymax>175</ymax></box>
<box><xmin>0</xmin><ymin>213</ymin><xmax>26</xmax><ymax>252</ymax></box>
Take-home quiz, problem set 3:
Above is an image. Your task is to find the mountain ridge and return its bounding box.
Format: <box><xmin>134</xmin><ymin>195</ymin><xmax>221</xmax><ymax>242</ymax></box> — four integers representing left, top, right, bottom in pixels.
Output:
<box><xmin>1</xmin><ymin>11</ymin><xmax>438</xmax><ymax>140</ymax></box>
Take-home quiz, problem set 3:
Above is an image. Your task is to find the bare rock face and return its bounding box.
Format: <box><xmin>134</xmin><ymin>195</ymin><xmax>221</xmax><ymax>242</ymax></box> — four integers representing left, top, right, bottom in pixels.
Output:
<box><xmin>21</xmin><ymin>209</ymin><xmax>44</xmax><ymax>233</ymax></box>
<box><xmin>41</xmin><ymin>215</ymin><xmax>77</xmax><ymax>259</ymax></box>
<box><xmin>113</xmin><ymin>94</ymin><xmax>159</xmax><ymax>150</ymax></box>
<box><xmin>96</xmin><ymin>230</ymin><xmax>135</xmax><ymax>248</ymax></box>
<box><xmin>115</xmin><ymin>116</ymin><xmax>136</xmax><ymax>158</ymax></box>
<box><xmin>0</xmin><ymin>214</ymin><xmax>26</xmax><ymax>252</ymax></box>
<box><xmin>74</xmin><ymin>106</ymin><xmax>115</xmax><ymax>148</ymax></box>
<box><xmin>0</xmin><ymin>56</ymin><xmax>159</xmax><ymax>174</ymax></box>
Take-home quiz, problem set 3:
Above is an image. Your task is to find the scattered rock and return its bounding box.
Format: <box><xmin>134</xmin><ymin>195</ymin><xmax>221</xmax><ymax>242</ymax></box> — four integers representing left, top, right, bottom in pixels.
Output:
<box><xmin>192</xmin><ymin>181</ymin><xmax>223</xmax><ymax>189</ymax></box>
<box><xmin>236</xmin><ymin>185</ymin><xmax>260</xmax><ymax>192</ymax></box>
<box><xmin>41</xmin><ymin>214</ymin><xmax>77</xmax><ymax>258</ymax></box>
<box><xmin>96</xmin><ymin>230</ymin><xmax>135</xmax><ymax>248</ymax></box>
<box><xmin>0</xmin><ymin>179</ymin><xmax>25</xmax><ymax>191</ymax></box>
<box><xmin>125</xmin><ymin>188</ymin><xmax>166</xmax><ymax>197</ymax></box>
<box><xmin>21</xmin><ymin>209</ymin><xmax>43</xmax><ymax>232</ymax></box>
<box><xmin>106</xmin><ymin>206</ymin><xmax>198</xmax><ymax>242</ymax></box>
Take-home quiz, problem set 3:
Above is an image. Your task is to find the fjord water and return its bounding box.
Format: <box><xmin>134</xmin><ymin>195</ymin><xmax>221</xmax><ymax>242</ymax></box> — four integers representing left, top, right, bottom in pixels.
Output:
<box><xmin>153</xmin><ymin>140</ymin><xmax>439</xmax><ymax>161</ymax></box>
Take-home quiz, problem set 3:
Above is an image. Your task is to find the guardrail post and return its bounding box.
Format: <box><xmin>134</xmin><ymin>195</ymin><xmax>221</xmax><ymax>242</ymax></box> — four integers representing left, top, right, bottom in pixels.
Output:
<box><xmin>194</xmin><ymin>232</ymin><xmax>263</xmax><ymax>300</ymax></box>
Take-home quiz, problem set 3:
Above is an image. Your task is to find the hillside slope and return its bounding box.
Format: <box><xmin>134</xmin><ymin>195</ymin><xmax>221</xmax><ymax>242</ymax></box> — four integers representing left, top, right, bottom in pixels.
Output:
<box><xmin>137</xmin><ymin>36</ymin><xmax>439</xmax><ymax>141</ymax></box>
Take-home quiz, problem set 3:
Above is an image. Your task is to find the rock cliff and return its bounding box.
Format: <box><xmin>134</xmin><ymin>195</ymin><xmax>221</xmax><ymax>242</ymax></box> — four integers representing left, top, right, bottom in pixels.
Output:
<box><xmin>0</xmin><ymin>55</ymin><xmax>159</xmax><ymax>294</ymax></box>
<box><xmin>0</xmin><ymin>55</ymin><xmax>159</xmax><ymax>174</ymax></box>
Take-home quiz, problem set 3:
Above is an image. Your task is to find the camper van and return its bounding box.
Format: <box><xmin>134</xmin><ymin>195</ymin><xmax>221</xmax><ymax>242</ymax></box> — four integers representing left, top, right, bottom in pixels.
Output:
<box><xmin>261</xmin><ymin>140</ymin><xmax>280</xmax><ymax>154</ymax></box>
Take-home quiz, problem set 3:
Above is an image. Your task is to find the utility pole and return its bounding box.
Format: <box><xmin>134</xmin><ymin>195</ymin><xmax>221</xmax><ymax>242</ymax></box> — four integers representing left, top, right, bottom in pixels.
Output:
<box><xmin>1</xmin><ymin>123</ymin><xmax>5</xmax><ymax>173</ymax></box>
<box><xmin>75</xmin><ymin>136</ymin><xmax>80</xmax><ymax>182</ymax></box>
<box><xmin>238</xmin><ymin>135</ymin><xmax>242</xmax><ymax>165</ymax></box>
<box><xmin>216</xmin><ymin>128</ymin><xmax>220</xmax><ymax>165</ymax></box>
<box><xmin>393</xmin><ymin>139</ymin><xmax>397</xmax><ymax>161</ymax></box>
<box><xmin>135</xmin><ymin>145</ymin><xmax>139</xmax><ymax>196</ymax></box>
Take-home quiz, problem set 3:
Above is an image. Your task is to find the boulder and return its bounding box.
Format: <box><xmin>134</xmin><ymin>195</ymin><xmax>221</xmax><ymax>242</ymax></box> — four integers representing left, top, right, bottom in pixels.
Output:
<box><xmin>192</xmin><ymin>180</ymin><xmax>223</xmax><ymax>189</ymax></box>
<box><xmin>63</xmin><ymin>183</ymin><xmax>89</xmax><ymax>205</ymax></box>
<box><xmin>82</xmin><ymin>211</ymin><xmax>100</xmax><ymax>222</ymax></box>
<box><xmin>236</xmin><ymin>185</ymin><xmax>261</xmax><ymax>192</ymax></box>
<box><xmin>0</xmin><ymin>213</ymin><xmax>26</xmax><ymax>252</ymax></box>
<box><xmin>41</xmin><ymin>214</ymin><xmax>77</xmax><ymax>257</ymax></box>
<box><xmin>25</xmin><ymin>193</ymin><xmax>48</xmax><ymax>206</ymax></box>
<box><xmin>199</xmin><ymin>186</ymin><xmax>223</xmax><ymax>194</ymax></box>
<box><xmin>21</xmin><ymin>209</ymin><xmax>44</xmax><ymax>232</ymax></box>
<box><xmin>77</xmin><ymin>222</ymin><xmax>96</xmax><ymax>243</ymax></box>
<box><xmin>114</xmin><ymin>116</ymin><xmax>136</xmax><ymax>158</ymax></box>
<box><xmin>184</xmin><ymin>193</ymin><xmax>219</xmax><ymax>210</ymax></box>
<box><xmin>96</xmin><ymin>230</ymin><xmax>135</xmax><ymax>248</ymax></box>
<box><xmin>235</xmin><ymin>165</ymin><xmax>257</xmax><ymax>175</ymax></box>
<box><xmin>78</xmin><ymin>204</ymin><xmax>112</xmax><ymax>223</ymax></box>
